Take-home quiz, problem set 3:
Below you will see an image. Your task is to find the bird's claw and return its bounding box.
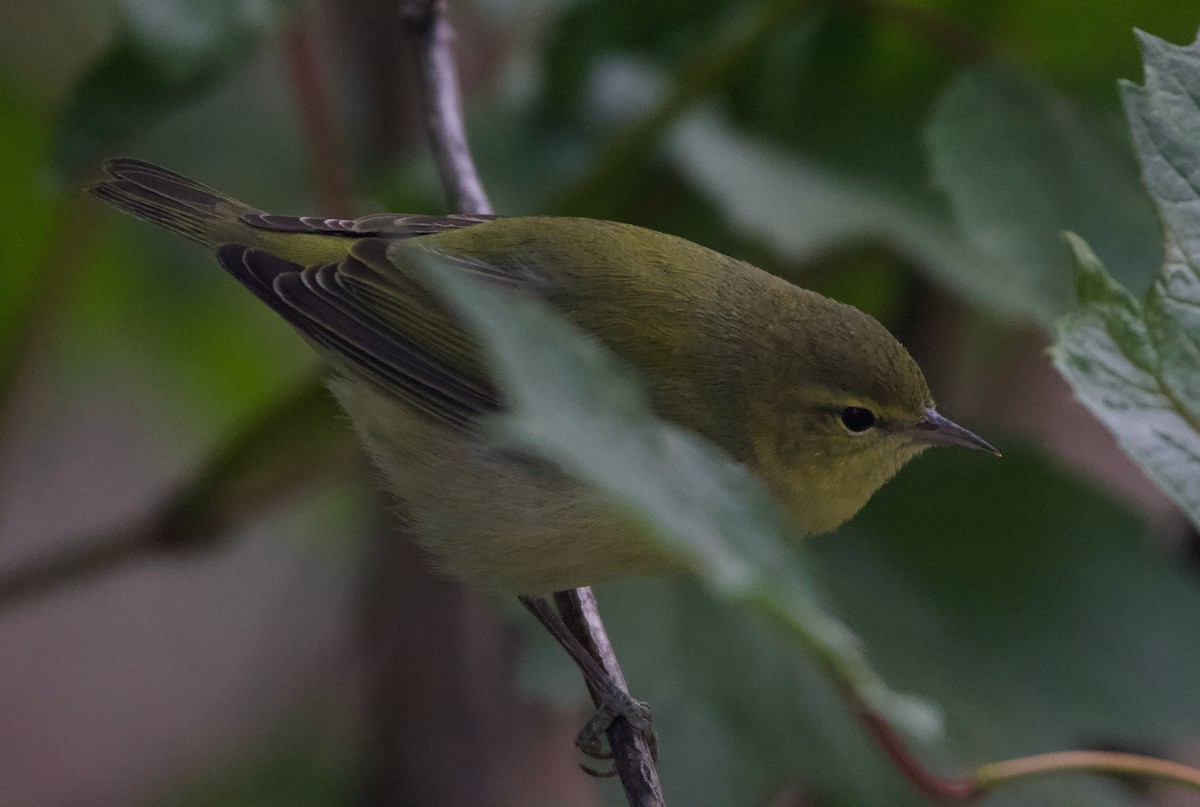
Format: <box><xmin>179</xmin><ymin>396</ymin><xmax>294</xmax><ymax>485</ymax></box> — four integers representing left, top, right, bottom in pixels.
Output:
<box><xmin>575</xmin><ymin>692</ymin><xmax>658</xmax><ymax>768</ymax></box>
<box><xmin>580</xmin><ymin>761</ymin><xmax>621</xmax><ymax>778</ymax></box>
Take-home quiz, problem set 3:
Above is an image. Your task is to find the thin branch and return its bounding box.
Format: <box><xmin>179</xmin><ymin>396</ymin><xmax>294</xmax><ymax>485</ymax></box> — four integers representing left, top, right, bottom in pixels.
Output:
<box><xmin>0</xmin><ymin>524</ymin><xmax>155</xmax><ymax>607</ymax></box>
<box><xmin>401</xmin><ymin>0</ymin><xmax>493</xmax><ymax>216</ymax></box>
<box><xmin>978</xmin><ymin>750</ymin><xmax>1200</xmax><ymax>794</ymax></box>
<box><xmin>556</xmin><ymin>589</ymin><xmax>665</xmax><ymax>806</ymax></box>
<box><xmin>399</xmin><ymin>0</ymin><xmax>660</xmax><ymax>802</ymax></box>
<box><xmin>854</xmin><ymin>694</ymin><xmax>1200</xmax><ymax>803</ymax></box>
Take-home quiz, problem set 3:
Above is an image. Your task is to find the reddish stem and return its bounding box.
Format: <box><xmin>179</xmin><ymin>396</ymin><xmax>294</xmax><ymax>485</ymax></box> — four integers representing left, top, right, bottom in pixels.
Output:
<box><xmin>283</xmin><ymin>20</ymin><xmax>355</xmax><ymax>218</ymax></box>
<box><xmin>854</xmin><ymin>710</ymin><xmax>982</xmax><ymax>803</ymax></box>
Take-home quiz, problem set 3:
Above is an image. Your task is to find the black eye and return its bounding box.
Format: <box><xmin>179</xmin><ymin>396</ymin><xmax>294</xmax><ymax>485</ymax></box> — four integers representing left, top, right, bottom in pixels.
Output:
<box><xmin>839</xmin><ymin>406</ymin><xmax>876</xmax><ymax>433</ymax></box>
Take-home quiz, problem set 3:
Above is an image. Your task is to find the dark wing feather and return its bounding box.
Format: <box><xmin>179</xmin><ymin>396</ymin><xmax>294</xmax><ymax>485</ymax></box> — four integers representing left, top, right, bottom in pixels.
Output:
<box><xmin>217</xmin><ymin>241</ymin><xmax>500</xmax><ymax>428</ymax></box>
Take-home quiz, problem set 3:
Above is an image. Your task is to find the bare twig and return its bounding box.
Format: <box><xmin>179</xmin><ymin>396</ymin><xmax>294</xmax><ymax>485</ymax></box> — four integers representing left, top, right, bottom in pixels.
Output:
<box><xmin>854</xmin><ymin>691</ymin><xmax>1200</xmax><ymax>802</ymax></box>
<box><xmin>400</xmin><ymin>1</ymin><xmax>660</xmax><ymax>802</ymax></box>
<box><xmin>0</xmin><ymin>524</ymin><xmax>154</xmax><ymax>607</ymax></box>
<box><xmin>401</xmin><ymin>0</ymin><xmax>493</xmax><ymax>216</ymax></box>
<box><xmin>557</xmin><ymin>589</ymin><xmax>665</xmax><ymax>806</ymax></box>
<box><xmin>977</xmin><ymin>750</ymin><xmax>1200</xmax><ymax>795</ymax></box>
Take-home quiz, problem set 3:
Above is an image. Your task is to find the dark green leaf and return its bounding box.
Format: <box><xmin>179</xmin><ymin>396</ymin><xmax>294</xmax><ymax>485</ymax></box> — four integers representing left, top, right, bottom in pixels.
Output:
<box><xmin>524</xmin><ymin>446</ymin><xmax>1196</xmax><ymax>807</ymax></box>
<box><xmin>670</xmin><ymin>109</ymin><xmax>1006</xmax><ymax>312</ymax></box>
<box><xmin>927</xmin><ymin>65</ymin><xmax>1161</xmax><ymax>324</ymax></box>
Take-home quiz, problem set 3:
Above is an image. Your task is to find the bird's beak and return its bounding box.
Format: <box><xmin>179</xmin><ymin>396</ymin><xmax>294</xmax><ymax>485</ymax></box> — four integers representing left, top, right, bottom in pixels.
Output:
<box><xmin>912</xmin><ymin>408</ymin><xmax>1001</xmax><ymax>456</ymax></box>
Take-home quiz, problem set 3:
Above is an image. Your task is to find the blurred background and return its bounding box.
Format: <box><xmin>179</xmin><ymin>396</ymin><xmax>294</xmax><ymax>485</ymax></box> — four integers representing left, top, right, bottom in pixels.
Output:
<box><xmin>1</xmin><ymin>0</ymin><xmax>1199</xmax><ymax>805</ymax></box>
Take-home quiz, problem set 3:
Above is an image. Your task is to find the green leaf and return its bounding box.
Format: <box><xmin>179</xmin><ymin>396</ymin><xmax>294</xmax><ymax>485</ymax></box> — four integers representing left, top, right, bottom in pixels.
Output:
<box><xmin>670</xmin><ymin>108</ymin><xmax>1014</xmax><ymax>315</ymax></box>
<box><xmin>1052</xmin><ymin>29</ymin><xmax>1200</xmax><ymax>529</ymax></box>
<box><xmin>824</xmin><ymin>445</ymin><xmax>1200</xmax><ymax>806</ymax></box>
<box><xmin>408</xmin><ymin>249</ymin><xmax>941</xmax><ymax>740</ymax></box>
<box><xmin>523</xmin><ymin>445</ymin><xmax>1196</xmax><ymax>807</ymax></box>
<box><xmin>926</xmin><ymin>65</ymin><xmax>1161</xmax><ymax>324</ymax></box>
<box><xmin>55</xmin><ymin>0</ymin><xmax>288</xmax><ymax>178</ymax></box>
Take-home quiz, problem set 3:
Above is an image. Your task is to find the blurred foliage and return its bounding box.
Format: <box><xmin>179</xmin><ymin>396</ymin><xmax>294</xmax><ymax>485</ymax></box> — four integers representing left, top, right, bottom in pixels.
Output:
<box><xmin>55</xmin><ymin>0</ymin><xmax>294</xmax><ymax>179</ymax></box>
<box><xmin>155</xmin><ymin>719</ymin><xmax>359</xmax><ymax>807</ymax></box>
<box><xmin>0</xmin><ymin>80</ymin><xmax>55</xmax><ymax>351</ymax></box>
<box><xmin>2</xmin><ymin>0</ymin><xmax>1200</xmax><ymax>806</ymax></box>
<box><xmin>927</xmin><ymin>65</ymin><xmax>1161</xmax><ymax>322</ymax></box>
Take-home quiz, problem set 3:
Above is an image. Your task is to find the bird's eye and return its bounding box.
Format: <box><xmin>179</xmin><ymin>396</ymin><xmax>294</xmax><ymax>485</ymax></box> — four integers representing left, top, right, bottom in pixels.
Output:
<box><xmin>839</xmin><ymin>406</ymin><xmax>877</xmax><ymax>433</ymax></box>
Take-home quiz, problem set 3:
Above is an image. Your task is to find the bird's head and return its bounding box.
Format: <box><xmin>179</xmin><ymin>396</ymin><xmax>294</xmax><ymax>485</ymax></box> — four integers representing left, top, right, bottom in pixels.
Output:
<box><xmin>747</xmin><ymin>294</ymin><xmax>998</xmax><ymax>535</ymax></box>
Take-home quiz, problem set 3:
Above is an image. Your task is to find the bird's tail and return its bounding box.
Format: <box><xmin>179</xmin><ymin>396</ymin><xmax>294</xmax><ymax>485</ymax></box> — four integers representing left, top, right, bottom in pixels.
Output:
<box><xmin>89</xmin><ymin>158</ymin><xmax>258</xmax><ymax>248</ymax></box>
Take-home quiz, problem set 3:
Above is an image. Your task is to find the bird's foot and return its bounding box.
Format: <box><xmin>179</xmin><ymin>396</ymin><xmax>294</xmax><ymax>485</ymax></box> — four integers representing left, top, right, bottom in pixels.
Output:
<box><xmin>576</xmin><ymin>691</ymin><xmax>657</xmax><ymax>776</ymax></box>
<box><xmin>517</xmin><ymin>593</ymin><xmax>658</xmax><ymax>774</ymax></box>
<box><xmin>577</xmin><ymin>691</ymin><xmax>654</xmax><ymax>757</ymax></box>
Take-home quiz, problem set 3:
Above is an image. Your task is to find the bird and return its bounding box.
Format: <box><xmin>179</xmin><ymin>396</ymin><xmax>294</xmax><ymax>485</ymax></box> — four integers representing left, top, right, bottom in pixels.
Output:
<box><xmin>90</xmin><ymin>157</ymin><xmax>997</xmax><ymax>757</ymax></box>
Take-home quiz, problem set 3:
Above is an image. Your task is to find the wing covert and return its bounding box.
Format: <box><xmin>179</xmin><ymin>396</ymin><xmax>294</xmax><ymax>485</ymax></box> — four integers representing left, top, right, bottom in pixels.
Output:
<box><xmin>217</xmin><ymin>240</ymin><xmax>501</xmax><ymax>428</ymax></box>
<box><xmin>239</xmin><ymin>211</ymin><xmax>498</xmax><ymax>238</ymax></box>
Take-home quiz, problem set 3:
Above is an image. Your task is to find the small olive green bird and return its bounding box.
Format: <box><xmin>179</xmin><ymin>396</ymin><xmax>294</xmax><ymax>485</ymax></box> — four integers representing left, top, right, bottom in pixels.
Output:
<box><xmin>91</xmin><ymin>158</ymin><xmax>996</xmax><ymax>595</ymax></box>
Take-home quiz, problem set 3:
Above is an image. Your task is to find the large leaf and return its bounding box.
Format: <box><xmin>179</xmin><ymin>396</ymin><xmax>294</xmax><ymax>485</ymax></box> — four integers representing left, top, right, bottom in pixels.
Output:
<box><xmin>927</xmin><ymin>65</ymin><xmax>1162</xmax><ymax>324</ymax></box>
<box><xmin>669</xmin><ymin>108</ymin><xmax>1019</xmax><ymax>315</ymax></box>
<box><xmin>1052</xmin><ymin>29</ymin><xmax>1200</xmax><ymax>529</ymax></box>
<box><xmin>545</xmin><ymin>445</ymin><xmax>1196</xmax><ymax>807</ymax></box>
<box><xmin>408</xmin><ymin>249</ymin><xmax>940</xmax><ymax>740</ymax></box>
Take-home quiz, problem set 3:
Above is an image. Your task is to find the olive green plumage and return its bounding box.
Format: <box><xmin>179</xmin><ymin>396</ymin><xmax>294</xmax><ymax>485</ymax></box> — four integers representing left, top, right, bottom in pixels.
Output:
<box><xmin>90</xmin><ymin>158</ymin><xmax>994</xmax><ymax>592</ymax></box>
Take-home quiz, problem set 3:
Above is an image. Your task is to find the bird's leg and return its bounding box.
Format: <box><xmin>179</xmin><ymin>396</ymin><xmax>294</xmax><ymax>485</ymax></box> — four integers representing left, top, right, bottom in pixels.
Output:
<box><xmin>518</xmin><ymin>594</ymin><xmax>656</xmax><ymax>765</ymax></box>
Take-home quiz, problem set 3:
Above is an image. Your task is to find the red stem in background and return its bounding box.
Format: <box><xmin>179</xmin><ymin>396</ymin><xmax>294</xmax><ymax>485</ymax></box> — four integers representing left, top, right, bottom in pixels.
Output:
<box><xmin>283</xmin><ymin>20</ymin><xmax>355</xmax><ymax>218</ymax></box>
<box><xmin>854</xmin><ymin>708</ymin><xmax>981</xmax><ymax>803</ymax></box>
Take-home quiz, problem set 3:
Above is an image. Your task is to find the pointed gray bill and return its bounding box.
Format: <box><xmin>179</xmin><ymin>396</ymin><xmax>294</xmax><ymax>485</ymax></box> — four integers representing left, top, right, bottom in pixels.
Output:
<box><xmin>913</xmin><ymin>408</ymin><xmax>1001</xmax><ymax>456</ymax></box>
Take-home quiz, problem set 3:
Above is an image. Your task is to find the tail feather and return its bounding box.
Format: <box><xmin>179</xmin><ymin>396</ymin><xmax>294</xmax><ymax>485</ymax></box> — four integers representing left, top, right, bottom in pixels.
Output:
<box><xmin>89</xmin><ymin>158</ymin><xmax>258</xmax><ymax>248</ymax></box>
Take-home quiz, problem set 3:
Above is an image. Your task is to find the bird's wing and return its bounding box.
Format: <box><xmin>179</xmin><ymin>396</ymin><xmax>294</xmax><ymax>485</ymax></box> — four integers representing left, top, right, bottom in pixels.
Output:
<box><xmin>218</xmin><ymin>237</ymin><xmax>504</xmax><ymax>429</ymax></box>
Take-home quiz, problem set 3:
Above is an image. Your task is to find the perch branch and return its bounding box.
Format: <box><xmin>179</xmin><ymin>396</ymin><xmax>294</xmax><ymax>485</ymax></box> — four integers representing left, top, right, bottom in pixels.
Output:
<box><xmin>557</xmin><ymin>589</ymin><xmax>665</xmax><ymax>805</ymax></box>
<box><xmin>401</xmin><ymin>0</ymin><xmax>493</xmax><ymax>216</ymax></box>
<box><xmin>400</xmin><ymin>1</ymin><xmax>661</xmax><ymax>803</ymax></box>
